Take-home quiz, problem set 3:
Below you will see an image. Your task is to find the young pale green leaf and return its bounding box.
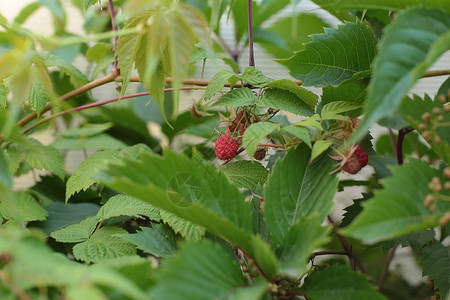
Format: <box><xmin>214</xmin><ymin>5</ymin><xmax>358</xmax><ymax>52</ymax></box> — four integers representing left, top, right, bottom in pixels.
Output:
<box><xmin>28</xmin><ymin>75</ymin><xmax>50</xmax><ymax>116</ymax></box>
<box><xmin>86</xmin><ymin>43</ymin><xmax>113</xmax><ymax>62</ymax></box>
<box><xmin>97</xmin><ymin>194</ymin><xmax>160</xmax><ymax>221</ymax></box>
<box><xmin>36</xmin><ymin>52</ymin><xmax>88</xmax><ymax>87</ymax></box>
<box><xmin>213</xmin><ymin>87</ymin><xmax>255</xmax><ymax>107</ymax></box>
<box><xmin>120</xmin><ymin>224</ymin><xmax>177</xmax><ymax>257</ymax></box>
<box><xmin>263</xmin><ymin>79</ymin><xmax>318</xmax><ymax>109</ymax></box>
<box><xmin>356</xmin><ymin>8</ymin><xmax>450</xmax><ymax>140</ymax></box>
<box><xmin>310</xmin><ymin>140</ymin><xmax>333</xmax><ymax>161</ymax></box>
<box><xmin>204</xmin><ymin>69</ymin><xmax>236</xmax><ymax>100</ymax></box>
<box><xmin>0</xmin><ymin>192</ymin><xmax>48</xmax><ymax>222</ymax></box>
<box><xmin>73</xmin><ymin>226</ymin><xmax>136</xmax><ymax>263</ymax></box>
<box><xmin>258</xmin><ymin>89</ymin><xmax>314</xmax><ymax>116</ymax></box>
<box><xmin>151</xmin><ymin>241</ymin><xmax>246</xmax><ymax>300</ymax></box>
<box><xmin>311</xmin><ymin>0</ymin><xmax>450</xmax><ymax>14</ymax></box>
<box><xmin>342</xmin><ymin>159</ymin><xmax>450</xmax><ymax>244</ymax></box>
<box><xmin>0</xmin><ymin>80</ymin><xmax>6</xmax><ymax>108</ymax></box>
<box><xmin>321</xmin><ymin>101</ymin><xmax>361</xmax><ymax>119</ymax></box>
<box><xmin>399</xmin><ymin>94</ymin><xmax>450</xmax><ymax>166</ymax></box>
<box><xmin>250</xmin><ymin>235</ymin><xmax>280</xmax><ymax>279</ymax></box>
<box><xmin>20</xmin><ymin>138</ymin><xmax>65</xmax><ymax>180</ymax></box>
<box><xmin>220</xmin><ymin>160</ymin><xmax>269</xmax><ymax>191</ymax></box>
<box><xmin>421</xmin><ymin>240</ymin><xmax>450</xmax><ymax>299</ymax></box>
<box><xmin>281</xmin><ymin>125</ymin><xmax>312</xmax><ymax>148</ymax></box>
<box><xmin>66</xmin><ymin>144</ymin><xmax>148</xmax><ymax>201</ymax></box>
<box><xmin>39</xmin><ymin>0</ymin><xmax>64</xmax><ymax>20</ymax></box>
<box><xmin>14</xmin><ymin>2</ymin><xmax>41</xmax><ymax>24</ymax></box>
<box><xmin>277</xmin><ymin>21</ymin><xmax>377</xmax><ymax>87</ymax></box>
<box><xmin>243</xmin><ymin>122</ymin><xmax>280</xmax><ymax>158</ymax></box>
<box><xmin>50</xmin><ymin>215</ymin><xmax>99</xmax><ymax>243</ymax></box>
<box><xmin>300</xmin><ymin>265</ymin><xmax>386</xmax><ymax>300</ymax></box>
<box><xmin>264</xmin><ymin>144</ymin><xmax>338</xmax><ymax>248</ymax></box>
<box><xmin>0</xmin><ymin>150</ymin><xmax>12</xmax><ymax>188</ymax></box>
<box><xmin>66</xmin><ymin>285</ymin><xmax>106</xmax><ymax>300</ymax></box>
<box><xmin>84</xmin><ymin>0</ymin><xmax>99</xmax><ymax>12</ymax></box>
<box><xmin>278</xmin><ymin>217</ymin><xmax>330</xmax><ymax>277</ymax></box>
<box><xmin>160</xmin><ymin>210</ymin><xmax>205</xmax><ymax>240</ymax></box>
<box><xmin>117</xmin><ymin>15</ymin><xmax>145</xmax><ymax>96</ymax></box>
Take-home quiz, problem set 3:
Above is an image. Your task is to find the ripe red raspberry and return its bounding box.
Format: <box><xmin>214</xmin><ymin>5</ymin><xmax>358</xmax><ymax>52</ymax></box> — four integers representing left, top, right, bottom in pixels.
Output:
<box><xmin>215</xmin><ymin>136</ymin><xmax>239</xmax><ymax>160</ymax></box>
<box><xmin>342</xmin><ymin>155</ymin><xmax>361</xmax><ymax>174</ymax></box>
<box><xmin>354</xmin><ymin>146</ymin><xmax>368</xmax><ymax>167</ymax></box>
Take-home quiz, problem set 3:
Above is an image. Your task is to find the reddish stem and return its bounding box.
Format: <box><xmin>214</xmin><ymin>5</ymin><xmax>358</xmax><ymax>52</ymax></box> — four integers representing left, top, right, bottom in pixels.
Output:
<box><xmin>247</xmin><ymin>0</ymin><xmax>254</xmax><ymax>67</ymax></box>
<box><xmin>108</xmin><ymin>0</ymin><xmax>119</xmax><ymax>72</ymax></box>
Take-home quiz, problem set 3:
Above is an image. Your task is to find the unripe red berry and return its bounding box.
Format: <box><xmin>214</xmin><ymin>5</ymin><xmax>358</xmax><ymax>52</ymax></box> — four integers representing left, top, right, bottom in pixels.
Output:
<box><xmin>342</xmin><ymin>155</ymin><xmax>361</xmax><ymax>174</ymax></box>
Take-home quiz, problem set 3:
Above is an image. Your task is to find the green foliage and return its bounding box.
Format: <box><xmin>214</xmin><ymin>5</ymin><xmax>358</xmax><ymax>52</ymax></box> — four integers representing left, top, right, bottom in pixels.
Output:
<box><xmin>151</xmin><ymin>241</ymin><xmax>248</xmax><ymax>300</ymax></box>
<box><xmin>356</xmin><ymin>8</ymin><xmax>450</xmax><ymax>139</ymax></box>
<box><xmin>220</xmin><ymin>160</ymin><xmax>269</xmax><ymax>191</ymax></box>
<box><xmin>300</xmin><ymin>265</ymin><xmax>386</xmax><ymax>299</ymax></box>
<box><xmin>277</xmin><ymin>21</ymin><xmax>377</xmax><ymax>87</ymax></box>
<box><xmin>343</xmin><ymin>159</ymin><xmax>450</xmax><ymax>244</ymax></box>
<box><xmin>120</xmin><ymin>224</ymin><xmax>177</xmax><ymax>257</ymax></box>
<box><xmin>264</xmin><ymin>145</ymin><xmax>338</xmax><ymax>248</ymax></box>
<box><xmin>97</xmin><ymin>194</ymin><xmax>160</xmax><ymax>221</ymax></box>
<box><xmin>1</xmin><ymin>1</ymin><xmax>449</xmax><ymax>298</ymax></box>
<box><xmin>420</xmin><ymin>241</ymin><xmax>450</xmax><ymax>298</ymax></box>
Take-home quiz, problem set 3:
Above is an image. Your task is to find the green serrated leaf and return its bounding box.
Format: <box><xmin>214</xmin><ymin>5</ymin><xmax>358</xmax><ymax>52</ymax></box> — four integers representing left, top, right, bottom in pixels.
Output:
<box><xmin>73</xmin><ymin>226</ymin><xmax>136</xmax><ymax>263</ymax></box>
<box><xmin>311</xmin><ymin>140</ymin><xmax>332</xmax><ymax>161</ymax></box>
<box><xmin>86</xmin><ymin>42</ymin><xmax>113</xmax><ymax>62</ymax></box>
<box><xmin>0</xmin><ymin>150</ymin><xmax>12</xmax><ymax>188</ymax></box>
<box><xmin>0</xmin><ymin>192</ymin><xmax>48</xmax><ymax>222</ymax></box>
<box><xmin>277</xmin><ymin>21</ymin><xmax>377</xmax><ymax>87</ymax></box>
<box><xmin>84</xmin><ymin>0</ymin><xmax>99</xmax><ymax>12</ymax></box>
<box><xmin>311</xmin><ymin>0</ymin><xmax>450</xmax><ymax>14</ymax></box>
<box><xmin>264</xmin><ymin>145</ymin><xmax>338</xmax><ymax>248</ymax></box>
<box><xmin>97</xmin><ymin>194</ymin><xmax>160</xmax><ymax>221</ymax></box>
<box><xmin>213</xmin><ymin>87</ymin><xmax>255</xmax><ymax>107</ymax></box>
<box><xmin>278</xmin><ymin>217</ymin><xmax>330</xmax><ymax>277</ymax></box>
<box><xmin>263</xmin><ymin>79</ymin><xmax>318</xmax><ymax>108</ymax></box>
<box><xmin>243</xmin><ymin>122</ymin><xmax>280</xmax><ymax>158</ymax></box>
<box><xmin>160</xmin><ymin>210</ymin><xmax>205</xmax><ymax>240</ymax></box>
<box><xmin>50</xmin><ymin>215</ymin><xmax>99</xmax><ymax>243</ymax></box>
<box><xmin>398</xmin><ymin>94</ymin><xmax>450</xmax><ymax>166</ymax></box>
<box><xmin>421</xmin><ymin>240</ymin><xmax>450</xmax><ymax>299</ymax></box>
<box><xmin>204</xmin><ymin>69</ymin><xmax>236</xmax><ymax>100</ymax></box>
<box><xmin>66</xmin><ymin>145</ymin><xmax>147</xmax><ymax>201</ymax></box>
<box><xmin>151</xmin><ymin>241</ymin><xmax>246</xmax><ymax>300</ymax></box>
<box><xmin>321</xmin><ymin>101</ymin><xmax>362</xmax><ymax>119</ymax></box>
<box><xmin>18</xmin><ymin>138</ymin><xmax>65</xmax><ymax>180</ymax></box>
<box><xmin>343</xmin><ymin>159</ymin><xmax>450</xmax><ymax>244</ymax></box>
<box><xmin>220</xmin><ymin>160</ymin><xmax>269</xmax><ymax>191</ymax></box>
<box><xmin>52</xmin><ymin>133</ymin><xmax>127</xmax><ymax>150</ymax></box>
<box><xmin>300</xmin><ymin>265</ymin><xmax>386</xmax><ymax>299</ymax></box>
<box><xmin>239</xmin><ymin>66</ymin><xmax>272</xmax><ymax>86</ymax></box>
<box><xmin>36</xmin><ymin>52</ymin><xmax>88</xmax><ymax>87</ymax></box>
<box><xmin>356</xmin><ymin>8</ymin><xmax>450</xmax><ymax>140</ymax></box>
<box><xmin>225</xmin><ymin>278</ymin><xmax>268</xmax><ymax>300</ymax></box>
<box><xmin>120</xmin><ymin>224</ymin><xmax>177</xmax><ymax>257</ymax></box>
<box><xmin>258</xmin><ymin>88</ymin><xmax>314</xmax><ymax>116</ymax></box>
<box><xmin>28</xmin><ymin>65</ymin><xmax>52</xmax><ymax>116</ymax></box>
<box><xmin>281</xmin><ymin>125</ymin><xmax>312</xmax><ymax>148</ymax></box>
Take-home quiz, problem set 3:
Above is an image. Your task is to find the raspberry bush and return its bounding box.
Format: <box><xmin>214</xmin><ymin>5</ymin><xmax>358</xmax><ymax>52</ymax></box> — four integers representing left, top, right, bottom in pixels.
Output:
<box><xmin>0</xmin><ymin>1</ymin><xmax>449</xmax><ymax>299</ymax></box>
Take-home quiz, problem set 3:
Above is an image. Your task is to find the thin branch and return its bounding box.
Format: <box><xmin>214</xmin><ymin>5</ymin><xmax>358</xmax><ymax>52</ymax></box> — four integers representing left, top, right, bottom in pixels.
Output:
<box><xmin>312</xmin><ymin>250</ymin><xmax>349</xmax><ymax>256</ymax></box>
<box><xmin>422</xmin><ymin>69</ymin><xmax>450</xmax><ymax>78</ymax></box>
<box><xmin>0</xmin><ymin>271</ymin><xmax>32</xmax><ymax>300</ymax></box>
<box><xmin>388</xmin><ymin>129</ymin><xmax>398</xmax><ymax>162</ymax></box>
<box><xmin>327</xmin><ymin>216</ymin><xmax>368</xmax><ymax>275</ymax></box>
<box><xmin>108</xmin><ymin>0</ymin><xmax>119</xmax><ymax>72</ymax></box>
<box><xmin>18</xmin><ymin>73</ymin><xmax>302</xmax><ymax>130</ymax></box>
<box><xmin>22</xmin><ymin>86</ymin><xmax>206</xmax><ymax>134</ymax></box>
<box><xmin>247</xmin><ymin>0</ymin><xmax>255</xmax><ymax>67</ymax></box>
<box><xmin>377</xmin><ymin>245</ymin><xmax>398</xmax><ymax>291</ymax></box>
<box><xmin>17</xmin><ymin>73</ymin><xmax>116</xmax><ymax>128</ymax></box>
